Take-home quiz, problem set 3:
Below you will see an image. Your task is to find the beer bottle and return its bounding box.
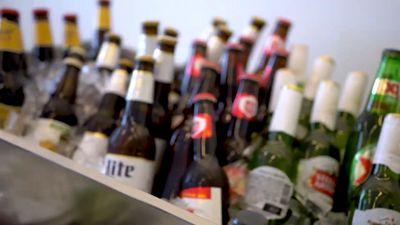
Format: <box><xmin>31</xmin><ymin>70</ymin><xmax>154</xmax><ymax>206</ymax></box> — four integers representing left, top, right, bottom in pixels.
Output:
<box><xmin>63</xmin><ymin>14</ymin><xmax>81</xmax><ymax>52</ymax></box>
<box><xmin>296</xmin><ymin>56</ymin><xmax>335</xmax><ymax>140</ymax></box>
<box><xmin>0</xmin><ymin>8</ymin><xmax>25</xmax><ymax>129</ymax></box>
<box><xmin>28</xmin><ymin>56</ymin><xmax>84</xmax><ymax>154</ymax></box>
<box><xmin>207</xmin><ymin>26</ymin><xmax>232</xmax><ymax>63</ymax></box>
<box><xmin>217</xmin><ymin>43</ymin><xmax>243</xmax><ymax>145</ymax></box>
<box><xmin>335</xmin><ymin>72</ymin><xmax>368</xmax><ymax>161</ymax></box>
<box><xmin>149</xmin><ymin>36</ymin><xmax>177</xmax><ymax>196</ymax></box>
<box><xmin>137</xmin><ymin>20</ymin><xmax>159</xmax><ymax>57</ymax></box>
<box><xmin>295</xmin><ymin>80</ymin><xmax>341</xmax><ymax>218</ymax></box>
<box><xmin>179</xmin><ymin>93</ymin><xmax>230</xmax><ymax>225</ymax></box>
<box><xmin>333</xmin><ymin>49</ymin><xmax>400</xmax><ymax>213</ymax></box>
<box><xmin>222</xmin><ymin>74</ymin><xmax>260</xmax><ymax>208</ymax></box>
<box><xmin>238</xmin><ymin>36</ymin><xmax>255</xmax><ymax>72</ymax></box>
<box><xmin>287</xmin><ymin>44</ymin><xmax>308</xmax><ymax>86</ymax></box>
<box><xmin>347</xmin><ymin>114</ymin><xmax>400</xmax><ymax>224</ymax></box>
<box><xmin>245</xmin><ymin>85</ymin><xmax>303</xmax><ymax>222</ymax></box>
<box><xmin>254</xmin><ymin>18</ymin><xmax>291</xmax><ymax>74</ymax></box>
<box><xmin>90</xmin><ymin>0</ymin><xmax>111</xmax><ymax>60</ymax></box>
<box><xmin>164</xmin><ymin>26</ymin><xmax>179</xmax><ymax>38</ymax></box>
<box><xmin>199</xmin><ymin>17</ymin><xmax>227</xmax><ymax>41</ymax></box>
<box><xmin>32</xmin><ymin>8</ymin><xmax>54</xmax><ymax>67</ymax></box>
<box><xmin>162</xmin><ymin>61</ymin><xmax>220</xmax><ymax>199</ymax></box>
<box><xmin>103</xmin><ymin>56</ymin><xmax>156</xmax><ymax>193</ymax></box>
<box><xmin>240</xmin><ymin>16</ymin><xmax>266</xmax><ymax>42</ymax></box>
<box><xmin>72</xmin><ymin>58</ymin><xmax>132</xmax><ymax>171</ymax></box>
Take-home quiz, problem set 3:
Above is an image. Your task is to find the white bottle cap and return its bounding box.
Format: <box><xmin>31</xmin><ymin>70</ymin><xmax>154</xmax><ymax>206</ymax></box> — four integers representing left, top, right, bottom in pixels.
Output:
<box><xmin>126</xmin><ymin>70</ymin><xmax>154</xmax><ymax>104</ymax></box>
<box><xmin>153</xmin><ymin>48</ymin><xmax>175</xmax><ymax>84</ymax></box>
<box><xmin>207</xmin><ymin>35</ymin><xmax>226</xmax><ymax>63</ymax></box>
<box><xmin>137</xmin><ymin>34</ymin><xmax>158</xmax><ymax>57</ymax></box>
<box><xmin>104</xmin><ymin>69</ymin><xmax>129</xmax><ymax>97</ymax></box>
<box><xmin>338</xmin><ymin>71</ymin><xmax>368</xmax><ymax>117</ymax></box>
<box><xmin>270</xmin><ymin>85</ymin><xmax>303</xmax><ymax>137</ymax></box>
<box><xmin>96</xmin><ymin>41</ymin><xmax>121</xmax><ymax>70</ymax></box>
<box><xmin>288</xmin><ymin>44</ymin><xmax>308</xmax><ymax>84</ymax></box>
<box><xmin>268</xmin><ymin>68</ymin><xmax>297</xmax><ymax>113</ymax></box>
<box><xmin>374</xmin><ymin>114</ymin><xmax>400</xmax><ymax>173</ymax></box>
<box><xmin>311</xmin><ymin>80</ymin><xmax>340</xmax><ymax>131</ymax></box>
<box><xmin>304</xmin><ymin>55</ymin><xmax>335</xmax><ymax>100</ymax></box>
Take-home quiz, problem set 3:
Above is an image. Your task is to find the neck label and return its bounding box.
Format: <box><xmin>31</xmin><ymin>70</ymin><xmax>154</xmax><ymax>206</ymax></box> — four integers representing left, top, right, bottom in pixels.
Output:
<box><xmin>105</xmin><ymin>69</ymin><xmax>128</xmax><ymax>97</ymax></box>
<box><xmin>35</xmin><ymin>20</ymin><xmax>53</xmax><ymax>47</ymax></box>
<box><xmin>207</xmin><ymin>36</ymin><xmax>224</xmax><ymax>63</ymax></box>
<box><xmin>96</xmin><ymin>42</ymin><xmax>120</xmax><ymax>70</ymax></box>
<box><xmin>137</xmin><ymin>34</ymin><xmax>157</xmax><ymax>56</ymax></box>
<box><xmin>370</xmin><ymin>78</ymin><xmax>400</xmax><ymax>113</ymax></box>
<box><xmin>0</xmin><ymin>19</ymin><xmax>23</xmax><ymax>53</ymax></box>
<box><xmin>192</xmin><ymin>113</ymin><xmax>213</xmax><ymax>139</ymax></box>
<box><xmin>64</xmin><ymin>22</ymin><xmax>80</xmax><ymax>47</ymax></box>
<box><xmin>352</xmin><ymin>208</ymin><xmax>400</xmax><ymax>225</ymax></box>
<box><xmin>232</xmin><ymin>93</ymin><xmax>258</xmax><ymax>120</ymax></box>
<box><xmin>126</xmin><ymin>70</ymin><xmax>154</xmax><ymax>104</ymax></box>
<box><xmin>154</xmin><ymin>49</ymin><xmax>175</xmax><ymax>83</ymax></box>
<box><xmin>186</xmin><ymin>54</ymin><xmax>204</xmax><ymax>77</ymax></box>
<box><xmin>98</xmin><ymin>6</ymin><xmax>110</xmax><ymax>30</ymax></box>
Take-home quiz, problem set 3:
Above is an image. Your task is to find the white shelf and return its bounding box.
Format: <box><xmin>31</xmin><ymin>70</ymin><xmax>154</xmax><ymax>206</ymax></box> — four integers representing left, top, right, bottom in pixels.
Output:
<box><xmin>0</xmin><ymin>130</ymin><xmax>215</xmax><ymax>225</ymax></box>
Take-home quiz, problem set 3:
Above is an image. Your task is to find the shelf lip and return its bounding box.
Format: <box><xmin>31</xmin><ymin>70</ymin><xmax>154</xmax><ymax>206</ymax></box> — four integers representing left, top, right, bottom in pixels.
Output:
<box><xmin>0</xmin><ymin>130</ymin><xmax>216</xmax><ymax>225</ymax></box>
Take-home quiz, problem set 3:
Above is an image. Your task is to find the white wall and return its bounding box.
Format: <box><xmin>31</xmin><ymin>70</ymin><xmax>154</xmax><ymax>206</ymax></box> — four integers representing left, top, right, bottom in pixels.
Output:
<box><xmin>1</xmin><ymin>0</ymin><xmax>400</xmax><ymax>91</ymax></box>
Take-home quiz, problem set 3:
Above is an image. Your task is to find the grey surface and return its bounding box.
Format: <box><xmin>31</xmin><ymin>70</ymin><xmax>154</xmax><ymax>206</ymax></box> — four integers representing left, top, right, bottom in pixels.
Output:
<box><xmin>0</xmin><ymin>136</ymin><xmax>196</xmax><ymax>225</ymax></box>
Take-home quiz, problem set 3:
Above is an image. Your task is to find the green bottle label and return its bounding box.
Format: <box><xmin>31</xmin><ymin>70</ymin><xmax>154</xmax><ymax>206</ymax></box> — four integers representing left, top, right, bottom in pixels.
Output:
<box><xmin>370</xmin><ymin>78</ymin><xmax>400</xmax><ymax>113</ymax></box>
<box><xmin>350</xmin><ymin>144</ymin><xmax>376</xmax><ymax>189</ymax></box>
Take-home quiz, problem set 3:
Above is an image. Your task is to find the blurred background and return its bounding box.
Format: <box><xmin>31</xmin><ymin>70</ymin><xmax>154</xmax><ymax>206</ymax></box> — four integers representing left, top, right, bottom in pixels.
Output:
<box><xmin>1</xmin><ymin>0</ymin><xmax>400</xmax><ymax>89</ymax></box>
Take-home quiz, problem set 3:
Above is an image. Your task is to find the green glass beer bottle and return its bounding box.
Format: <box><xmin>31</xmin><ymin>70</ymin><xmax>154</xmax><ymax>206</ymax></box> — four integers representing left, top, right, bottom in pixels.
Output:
<box><xmin>333</xmin><ymin>49</ymin><xmax>400</xmax><ymax>213</ymax></box>
<box><xmin>244</xmin><ymin>85</ymin><xmax>303</xmax><ymax>223</ymax></box>
<box><xmin>347</xmin><ymin>114</ymin><xmax>400</xmax><ymax>224</ymax></box>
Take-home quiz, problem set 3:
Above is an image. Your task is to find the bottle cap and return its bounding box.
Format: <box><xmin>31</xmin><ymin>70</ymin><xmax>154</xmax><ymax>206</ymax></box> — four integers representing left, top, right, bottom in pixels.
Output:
<box><xmin>135</xmin><ymin>55</ymin><xmax>155</xmax><ymax>70</ymax></box>
<box><xmin>0</xmin><ymin>8</ymin><xmax>19</xmax><ymax>17</ymax></box>
<box><xmin>33</xmin><ymin>8</ymin><xmax>48</xmax><ymax>16</ymax></box>
<box><xmin>270</xmin><ymin>85</ymin><xmax>303</xmax><ymax>137</ymax></box>
<box><xmin>63</xmin><ymin>14</ymin><xmax>77</xmax><ymax>22</ymax></box>
<box><xmin>311</xmin><ymin>80</ymin><xmax>340</xmax><ymax>130</ymax></box>
<box><xmin>164</xmin><ymin>27</ymin><xmax>179</xmax><ymax>38</ymax></box>
<box><xmin>212</xmin><ymin>17</ymin><xmax>227</xmax><ymax>27</ymax></box>
<box><xmin>158</xmin><ymin>35</ymin><xmax>177</xmax><ymax>47</ymax></box>
<box><xmin>304</xmin><ymin>55</ymin><xmax>335</xmax><ymax>100</ymax></box>
<box><xmin>288</xmin><ymin>44</ymin><xmax>308</xmax><ymax>84</ymax></box>
<box><xmin>105</xmin><ymin>33</ymin><xmax>122</xmax><ymax>46</ymax></box>
<box><xmin>277</xmin><ymin>18</ymin><xmax>291</xmax><ymax>27</ymax></box>
<box><xmin>216</xmin><ymin>25</ymin><xmax>232</xmax><ymax>42</ymax></box>
<box><xmin>338</xmin><ymin>71</ymin><xmax>368</xmax><ymax>117</ymax></box>
<box><xmin>118</xmin><ymin>58</ymin><xmax>134</xmax><ymax>70</ymax></box>
<box><xmin>98</xmin><ymin>0</ymin><xmax>110</xmax><ymax>6</ymax></box>
<box><xmin>193</xmin><ymin>39</ymin><xmax>207</xmax><ymax>47</ymax></box>
<box><xmin>251</xmin><ymin>16</ymin><xmax>266</xmax><ymax>30</ymax></box>
<box><xmin>374</xmin><ymin>113</ymin><xmax>400</xmax><ymax>173</ymax></box>
<box><xmin>268</xmin><ymin>68</ymin><xmax>297</xmax><ymax>113</ymax></box>
<box><xmin>193</xmin><ymin>93</ymin><xmax>217</xmax><ymax>103</ymax></box>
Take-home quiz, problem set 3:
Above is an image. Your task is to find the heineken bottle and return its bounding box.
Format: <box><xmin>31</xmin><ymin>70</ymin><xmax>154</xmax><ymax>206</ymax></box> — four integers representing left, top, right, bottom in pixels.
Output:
<box><xmin>333</xmin><ymin>49</ymin><xmax>400</xmax><ymax>213</ymax></box>
<box><xmin>295</xmin><ymin>80</ymin><xmax>341</xmax><ymax>218</ymax></box>
<box><xmin>347</xmin><ymin>114</ymin><xmax>400</xmax><ymax>224</ymax></box>
<box><xmin>244</xmin><ymin>85</ymin><xmax>303</xmax><ymax>223</ymax></box>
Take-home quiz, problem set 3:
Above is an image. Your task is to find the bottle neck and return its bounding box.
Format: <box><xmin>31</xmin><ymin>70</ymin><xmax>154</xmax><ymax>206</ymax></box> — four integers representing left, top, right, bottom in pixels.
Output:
<box><xmin>267</xmin><ymin>131</ymin><xmax>294</xmax><ymax>146</ymax></box>
<box><xmin>371</xmin><ymin>164</ymin><xmax>399</xmax><ymax>181</ymax></box>
<box><xmin>34</xmin><ymin>18</ymin><xmax>53</xmax><ymax>48</ymax></box>
<box><xmin>0</xmin><ymin>16</ymin><xmax>24</xmax><ymax>54</ymax></box>
<box><xmin>53</xmin><ymin>64</ymin><xmax>80</xmax><ymax>104</ymax></box>
<box><xmin>98</xmin><ymin>4</ymin><xmax>111</xmax><ymax>31</ymax></box>
<box><xmin>220</xmin><ymin>50</ymin><xmax>241</xmax><ymax>106</ymax></box>
<box><xmin>64</xmin><ymin>21</ymin><xmax>81</xmax><ymax>48</ymax></box>
<box><xmin>97</xmin><ymin>93</ymin><xmax>125</xmax><ymax>119</ymax></box>
<box><xmin>190</xmin><ymin>68</ymin><xmax>219</xmax><ymax>107</ymax></box>
<box><xmin>192</xmin><ymin>101</ymin><xmax>217</xmax><ymax>161</ymax></box>
<box><xmin>261</xmin><ymin>54</ymin><xmax>287</xmax><ymax>107</ymax></box>
<box><xmin>181</xmin><ymin>49</ymin><xmax>205</xmax><ymax>96</ymax></box>
<box><xmin>310</xmin><ymin>122</ymin><xmax>334</xmax><ymax>134</ymax></box>
<box><xmin>227</xmin><ymin>117</ymin><xmax>250</xmax><ymax>140</ymax></box>
<box><xmin>154</xmin><ymin>81</ymin><xmax>170</xmax><ymax>109</ymax></box>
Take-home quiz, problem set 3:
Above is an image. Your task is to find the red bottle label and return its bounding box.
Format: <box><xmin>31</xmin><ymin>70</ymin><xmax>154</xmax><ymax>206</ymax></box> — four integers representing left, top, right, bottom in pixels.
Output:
<box><xmin>186</xmin><ymin>54</ymin><xmax>204</xmax><ymax>78</ymax></box>
<box><xmin>309</xmin><ymin>169</ymin><xmax>337</xmax><ymax>197</ymax></box>
<box><xmin>192</xmin><ymin>113</ymin><xmax>213</xmax><ymax>138</ymax></box>
<box><xmin>232</xmin><ymin>93</ymin><xmax>258</xmax><ymax>120</ymax></box>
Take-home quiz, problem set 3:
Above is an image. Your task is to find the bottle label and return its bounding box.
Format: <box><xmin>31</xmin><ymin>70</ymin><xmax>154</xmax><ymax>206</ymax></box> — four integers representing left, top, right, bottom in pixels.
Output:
<box><xmin>186</xmin><ymin>54</ymin><xmax>204</xmax><ymax>77</ymax></box>
<box><xmin>296</xmin><ymin>156</ymin><xmax>339</xmax><ymax>216</ymax></box>
<box><xmin>64</xmin><ymin>21</ymin><xmax>80</xmax><ymax>47</ymax></box>
<box><xmin>137</xmin><ymin>34</ymin><xmax>157</xmax><ymax>56</ymax></box>
<box><xmin>35</xmin><ymin>20</ymin><xmax>53</xmax><ymax>47</ymax></box>
<box><xmin>30</xmin><ymin>118</ymin><xmax>72</xmax><ymax>151</ymax></box>
<box><xmin>103</xmin><ymin>153</ymin><xmax>155</xmax><ymax>193</ymax></box>
<box><xmin>154</xmin><ymin>49</ymin><xmax>175</xmax><ymax>83</ymax></box>
<box><xmin>350</xmin><ymin>144</ymin><xmax>376</xmax><ymax>189</ymax></box>
<box><xmin>96</xmin><ymin>42</ymin><xmax>120</xmax><ymax>70</ymax></box>
<box><xmin>0</xmin><ymin>19</ymin><xmax>23</xmax><ymax>53</ymax></box>
<box><xmin>105</xmin><ymin>69</ymin><xmax>128</xmax><ymax>97</ymax></box>
<box><xmin>0</xmin><ymin>103</ymin><xmax>21</xmax><ymax>129</ymax></box>
<box><xmin>192</xmin><ymin>113</ymin><xmax>213</xmax><ymax>139</ymax></box>
<box><xmin>207</xmin><ymin>36</ymin><xmax>224</xmax><ymax>63</ymax></box>
<box><xmin>98</xmin><ymin>6</ymin><xmax>110</xmax><ymax>30</ymax></box>
<box><xmin>245</xmin><ymin>166</ymin><xmax>293</xmax><ymax>220</ymax></box>
<box><xmin>352</xmin><ymin>208</ymin><xmax>400</xmax><ymax>225</ymax></box>
<box><xmin>179</xmin><ymin>187</ymin><xmax>222</xmax><ymax>225</ymax></box>
<box><xmin>232</xmin><ymin>93</ymin><xmax>258</xmax><ymax>121</ymax></box>
<box><xmin>126</xmin><ymin>70</ymin><xmax>154</xmax><ymax>104</ymax></box>
<box><xmin>223</xmin><ymin>160</ymin><xmax>249</xmax><ymax>206</ymax></box>
<box><xmin>370</xmin><ymin>78</ymin><xmax>400</xmax><ymax>113</ymax></box>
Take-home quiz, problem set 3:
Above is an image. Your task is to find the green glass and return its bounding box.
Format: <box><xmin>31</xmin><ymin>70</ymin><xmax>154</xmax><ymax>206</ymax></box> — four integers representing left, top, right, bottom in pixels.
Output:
<box><xmin>333</xmin><ymin>49</ymin><xmax>400</xmax><ymax>213</ymax></box>
<box><xmin>347</xmin><ymin>164</ymin><xmax>400</xmax><ymax>224</ymax></box>
<box><xmin>296</xmin><ymin>98</ymin><xmax>312</xmax><ymax>140</ymax></box>
<box><xmin>334</xmin><ymin>111</ymin><xmax>356</xmax><ymax>162</ymax></box>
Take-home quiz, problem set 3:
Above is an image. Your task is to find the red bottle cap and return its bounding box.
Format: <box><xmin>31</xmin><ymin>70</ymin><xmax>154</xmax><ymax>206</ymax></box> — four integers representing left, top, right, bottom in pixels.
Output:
<box><xmin>193</xmin><ymin>39</ymin><xmax>207</xmax><ymax>47</ymax></box>
<box><xmin>278</xmin><ymin>18</ymin><xmax>291</xmax><ymax>27</ymax></box>
<box><xmin>33</xmin><ymin>8</ymin><xmax>48</xmax><ymax>16</ymax></box>
<box><xmin>0</xmin><ymin>8</ymin><xmax>19</xmax><ymax>17</ymax></box>
<box><xmin>64</xmin><ymin>14</ymin><xmax>77</xmax><ymax>22</ymax></box>
<box><xmin>99</xmin><ymin>0</ymin><xmax>110</xmax><ymax>6</ymax></box>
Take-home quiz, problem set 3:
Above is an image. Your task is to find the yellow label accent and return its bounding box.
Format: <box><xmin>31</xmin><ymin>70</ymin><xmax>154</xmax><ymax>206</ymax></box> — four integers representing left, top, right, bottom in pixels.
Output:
<box><xmin>99</xmin><ymin>6</ymin><xmax>110</xmax><ymax>30</ymax></box>
<box><xmin>35</xmin><ymin>20</ymin><xmax>53</xmax><ymax>47</ymax></box>
<box><xmin>0</xmin><ymin>19</ymin><xmax>23</xmax><ymax>53</ymax></box>
<box><xmin>64</xmin><ymin>21</ymin><xmax>81</xmax><ymax>47</ymax></box>
<box><xmin>0</xmin><ymin>103</ymin><xmax>21</xmax><ymax>128</ymax></box>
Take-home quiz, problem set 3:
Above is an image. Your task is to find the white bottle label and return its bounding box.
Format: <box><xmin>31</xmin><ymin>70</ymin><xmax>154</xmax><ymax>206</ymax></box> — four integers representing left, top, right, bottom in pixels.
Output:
<box><xmin>296</xmin><ymin>156</ymin><xmax>339</xmax><ymax>216</ymax></box>
<box><xmin>207</xmin><ymin>36</ymin><xmax>225</xmax><ymax>63</ymax></box>
<box><xmin>241</xmin><ymin>26</ymin><xmax>258</xmax><ymax>40</ymax></box>
<box><xmin>104</xmin><ymin>69</ymin><xmax>129</xmax><ymax>97</ymax></box>
<box><xmin>29</xmin><ymin>118</ymin><xmax>71</xmax><ymax>151</ymax></box>
<box><xmin>126</xmin><ymin>70</ymin><xmax>154</xmax><ymax>104</ymax></box>
<box><xmin>73</xmin><ymin>132</ymin><xmax>108</xmax><ymax>171</ymax></box>
<box><xmin>352</xmin><ymin>208</ymin><xmax>400</xmax><ymax>225</ymax></box>
<box><xmin>245</xmin><ymin>166</ymin><xmax>293</xmax><ymax>220</ymax></box>
<box><xmin>179</xmin><ymin>187</ymin><xmax>222</xmax><ymax>225</ymax></box>
<box><xmin>102</xmin><ymin>153</ymin><xmax>155</xmax><ymax>193</ymax></box>
<box><xmin>153</xmin><ymin>49</ymin><xmax>175</xmax><ymax>84</ymax></box>
<box><xmin>96</xmin><ymin>42</ymin><xmax>121</xmax><ymax>70</ymax></box>
<box><xmin>137</xmin><ymin>34</ymin><xmax>158</xmax><ymax>56</ymax></box>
